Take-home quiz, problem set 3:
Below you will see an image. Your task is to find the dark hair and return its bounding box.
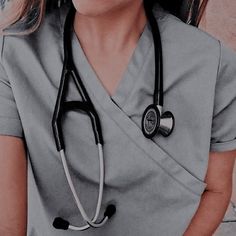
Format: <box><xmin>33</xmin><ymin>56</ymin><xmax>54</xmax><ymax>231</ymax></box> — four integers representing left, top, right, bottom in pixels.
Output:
<box><xmin>152</xmin><ymin>0</ymin><xmax>204</xmax><ymax>26</ymax></box>
<box><xmin>150</xmin><ymin>0</ymin><xmax>184</xmax><ymax>15</ymax></box>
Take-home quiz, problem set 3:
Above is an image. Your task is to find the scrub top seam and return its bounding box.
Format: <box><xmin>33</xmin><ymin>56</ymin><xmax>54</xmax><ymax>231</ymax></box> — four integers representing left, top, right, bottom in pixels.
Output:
<box><xmin>0</xmin><ymin>35</ymin><xmax>4</xmax><ymax>60</ymax></box>
<box><xmin>0</xmin><ymin>78</ymin><xmax>11</xmax><ymax>88</ymax></box>
<box><xmin>207</xmin><ymin>40</ymin><xmax>221</xmax><ymax>149</ymax></box>
<box><xmin>211</xmin><ymin>40</ymin><xmax>222</xmax><ymax>120</ymax></box>
<box><xmin>215</xmin><ymin>40</ymin><xmax>223</xmax><ymax>84</ymax></box>
<box><xmin>0</xmin><ymin>37</ymin><xmax>13</xmax><ymax>89</ymax></box>
<box><xmin>210</xmin><ymin>138</ymin><xmax>236</xmax><ymax>152</ymax></box>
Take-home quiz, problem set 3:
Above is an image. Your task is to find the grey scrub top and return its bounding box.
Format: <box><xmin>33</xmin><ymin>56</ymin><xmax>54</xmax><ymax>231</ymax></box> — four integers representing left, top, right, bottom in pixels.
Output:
<box><xmin>1</xmin><ymin>2</ymin><xmax>236</xmax><ymax>236</ymax></box>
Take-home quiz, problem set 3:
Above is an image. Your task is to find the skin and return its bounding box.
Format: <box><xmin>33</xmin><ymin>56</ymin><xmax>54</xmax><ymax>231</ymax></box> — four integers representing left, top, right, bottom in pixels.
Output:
<box><xmin>0</xmin><ymin>0</ymin><xmax>8</xmax><ymax>10</ymax></box>
<box><xmin>0</xmin><ymin>136</ymin><xmax>27</xmax><ymax>236</ymax></box>
<box><xmin>72</xmin><ymin>0</ymin><xmax>147</xmax><ymax>96</ymax></box>
<box><xmin>184</xmin><ymin>151</ymin><xmax>236</xmax><ymax>235</ymax></box>
<box><xmin>0</xmin><ymin>1</ymin><xmax>235</xmax><ymax>235</ymax></box>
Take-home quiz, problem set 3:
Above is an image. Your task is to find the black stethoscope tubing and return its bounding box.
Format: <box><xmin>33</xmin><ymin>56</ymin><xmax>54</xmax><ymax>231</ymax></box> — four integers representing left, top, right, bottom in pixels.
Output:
<box><xmin>52</xmin><ymin>5</ymin><xmax>103</xmax><ymax>151</ymax></box>
<box><xmin>144</xmin><ymin>2</ymin><xmax>163</xmax><ymax>106</ymax></box>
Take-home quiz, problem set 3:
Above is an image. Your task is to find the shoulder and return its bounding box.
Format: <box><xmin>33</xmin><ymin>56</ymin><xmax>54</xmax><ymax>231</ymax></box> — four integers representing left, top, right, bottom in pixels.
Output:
<box><xmin>152</xmin><ymin>3</ymin><xmax>222</xmax><ymax>78</ymax></box>
<box><xmin>0</xmin><ymin>35</ymin><xmax>6</xmax><ymax>74</ymax></box>
<box><xmin>218</xmin><ymin>42</ymin><xmax>236</xmax><ymax>75</ymax></box>
<box><xmin>159</xmin><ymin>7</ymin><xmax>236</xmax><ymax>81</ymax></box>
<box><xmin>153</xmin><ymin>3</ymin><xmax>221</xmax><ymax>60</ymax></box>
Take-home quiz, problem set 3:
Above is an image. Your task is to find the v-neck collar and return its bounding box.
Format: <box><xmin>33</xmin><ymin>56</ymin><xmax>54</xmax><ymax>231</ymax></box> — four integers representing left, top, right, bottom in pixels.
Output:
<box><xmin>59</xmin><ymin>2</ymin><xmax>168</xmax><ymax>110</ymax></box>
<box><xmin>71</xmin><ymin>22</ymin><xmax>152</xmax><ymax>109</ymax></box>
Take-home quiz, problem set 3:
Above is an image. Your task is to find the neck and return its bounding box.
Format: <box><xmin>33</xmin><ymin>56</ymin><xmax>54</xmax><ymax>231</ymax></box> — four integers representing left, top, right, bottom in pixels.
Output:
<box><xmin>73</xmin><ymin>1</ymin><xmax>147</xmax><ymax>52</ymax></box>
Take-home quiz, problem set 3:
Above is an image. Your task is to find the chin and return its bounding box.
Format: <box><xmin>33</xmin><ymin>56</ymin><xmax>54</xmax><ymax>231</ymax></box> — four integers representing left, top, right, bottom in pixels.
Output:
<box><xmin>72</xmin><ymin>0</ymin><xmax>137</xmax><ymax>17</ymax></box>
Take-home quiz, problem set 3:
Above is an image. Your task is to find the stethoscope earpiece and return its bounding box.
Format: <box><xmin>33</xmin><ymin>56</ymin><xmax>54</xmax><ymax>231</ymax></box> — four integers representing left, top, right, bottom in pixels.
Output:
<box><xmin>104</xmin><ymin>204</ymin><xmax>117</xmax><ymax>219</ymax></box>
<box><xmin>53</xmin><ymin>217</ymin><xmax>69</xmax><ymax>230</ymax></box>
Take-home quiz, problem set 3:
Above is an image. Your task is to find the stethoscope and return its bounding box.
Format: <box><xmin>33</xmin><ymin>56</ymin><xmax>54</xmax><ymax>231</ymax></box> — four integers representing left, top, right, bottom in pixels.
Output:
<box><xmin>51</xmin><ymin>1</ymin><xmax>175</xmax><ymax>231</ymax></box>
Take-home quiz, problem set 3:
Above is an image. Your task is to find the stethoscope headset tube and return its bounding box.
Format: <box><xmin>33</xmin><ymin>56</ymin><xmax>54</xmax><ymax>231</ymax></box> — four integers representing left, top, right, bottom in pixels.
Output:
<box><xmin>52</xmin><ymin>1</ymin><xmax>174</xmax><ymax>232</ymax></box>
<box><xmin>52</xmin><ymin>5</ymin><xmax>115</xmax><ymax>231</ymax></box>
<box><xmin>141</xmin><ymin>1</ymin><xmax>175</xmax><ymax>139</ymax></box>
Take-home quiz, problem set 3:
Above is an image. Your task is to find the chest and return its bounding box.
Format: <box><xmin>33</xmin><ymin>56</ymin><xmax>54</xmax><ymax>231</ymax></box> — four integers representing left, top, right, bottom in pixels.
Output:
<box><xmin>80</xmin><ymin>45</ymin><xmax>138</xmax><ymax>97</ymax></box>
<box><xmin>4</xmin><ymin>33</ymin><xmax>218</xmax><ymax>180</ymax></box>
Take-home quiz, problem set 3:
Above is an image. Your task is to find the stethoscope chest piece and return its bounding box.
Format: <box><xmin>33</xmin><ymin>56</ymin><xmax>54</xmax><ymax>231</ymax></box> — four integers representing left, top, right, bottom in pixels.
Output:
<box><xmin>142</xmin><ymin>104</ymin><xmax>160</xmax><ymax>139</ymax></box>
<box><xmin>142</xmin><ymin>104</ymin><xmax>175</xmax><ymax>139</ymax></box>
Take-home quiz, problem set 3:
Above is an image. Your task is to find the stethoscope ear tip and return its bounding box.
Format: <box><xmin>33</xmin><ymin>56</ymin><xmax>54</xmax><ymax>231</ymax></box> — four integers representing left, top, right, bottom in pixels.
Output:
<box><xmin>53</xmin><ymin>217</ymin><xmax>69</xmax><ymax>230</ymax></box>
<box><xmin>104</xmin><ymin>204</ymin><xmax>116</xmax><ymax>219</ymax></box>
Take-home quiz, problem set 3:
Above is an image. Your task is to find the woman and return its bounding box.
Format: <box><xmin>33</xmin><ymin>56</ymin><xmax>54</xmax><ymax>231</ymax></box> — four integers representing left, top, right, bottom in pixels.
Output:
<box><xmin>0</xmin><ymin>0</ymin><xmax>236</xmax><ymax>235</ymax></box>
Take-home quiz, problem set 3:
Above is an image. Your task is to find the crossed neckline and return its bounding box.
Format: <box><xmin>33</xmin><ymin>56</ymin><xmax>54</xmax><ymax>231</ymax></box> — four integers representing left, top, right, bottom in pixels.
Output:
<box><xmin>58</xmin><ymin>2</ymin><xmax>168</xmax><ymax>109</ymax></box>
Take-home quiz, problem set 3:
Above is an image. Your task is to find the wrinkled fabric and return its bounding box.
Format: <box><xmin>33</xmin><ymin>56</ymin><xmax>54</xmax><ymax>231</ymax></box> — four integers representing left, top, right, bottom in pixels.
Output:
<box><xmin>0</xmin><ymin>2</ymin><xmax>236</xmax><ymax>236</ymax></box>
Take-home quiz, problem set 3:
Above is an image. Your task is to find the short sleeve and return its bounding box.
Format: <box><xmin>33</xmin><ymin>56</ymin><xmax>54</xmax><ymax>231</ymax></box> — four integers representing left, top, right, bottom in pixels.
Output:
<box><xmin>0</xmin><ymin>36</ymin><xmax>24</xmax><ymax>138</ymax></box>
<box><xmin>210</xmin><ymin>41</ymin><xmax>236</xmax><ymax>152</ymax></box>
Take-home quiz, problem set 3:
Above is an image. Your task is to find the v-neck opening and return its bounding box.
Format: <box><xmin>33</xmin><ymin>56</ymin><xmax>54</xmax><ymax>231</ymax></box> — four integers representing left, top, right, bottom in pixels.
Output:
<box><xmin>59</xmin><ymin>1</ymin><xmax>169</xmax><ymax>110</ymax></box>
<box><xmin>110</xmin><ymin>23</ymin><xmax>153</xmax><ymax>108</ymax></box>
<box><xmin>71</xmin><ymin>22</ymin><xmax>152</xmax><ymax>109</ymax></box>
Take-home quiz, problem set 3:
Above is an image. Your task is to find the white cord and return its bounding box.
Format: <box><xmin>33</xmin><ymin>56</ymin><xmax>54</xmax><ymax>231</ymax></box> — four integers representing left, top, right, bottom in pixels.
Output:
<box><xmin>59</xmin><ymin>143</ymin><xmax>106</xmax><ymax>230</ymax></box>
<box><xmin>68</xmin><ymin>217</ymin><xmax>109</xmax><ymax>231</ymax></box>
